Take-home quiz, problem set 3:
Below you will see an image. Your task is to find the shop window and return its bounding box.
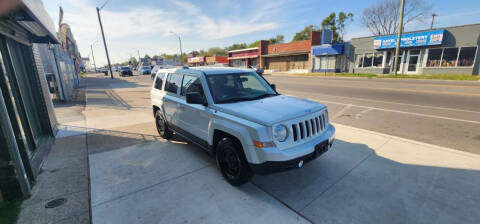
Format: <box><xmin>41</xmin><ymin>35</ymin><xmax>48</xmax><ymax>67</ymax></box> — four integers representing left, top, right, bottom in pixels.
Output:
<box><xmin>457</xmin><ymin>47</ymin><xmax>477</xmax><ymax>67</ymax></box>
<box><xmin>363</xmin><ymin>53</ymin><xmax>373</xmax><ymax>67</ymax></box>
<box><xmin>441</xmin><ymin>48</ymin><xmax>459</xmax><ymax>67</ymax></box>
<box><xmin>385</xmin><ymin>52</ymin><xmax>392</xmax><ymax>67</ymax></box>
<box><xmin>426</xmin><ymin>48</ymin><xmax>442</xmax><ymax>67</ymax></box>
<box><xmin>373</xmin><ymin>53</ymin><xmax>383</xmax><ymax>67</ymax></box>
<box><xmin>355</xmin><ymin>54</ymin><xmax>364</xmax><ymax>68</ymax></box>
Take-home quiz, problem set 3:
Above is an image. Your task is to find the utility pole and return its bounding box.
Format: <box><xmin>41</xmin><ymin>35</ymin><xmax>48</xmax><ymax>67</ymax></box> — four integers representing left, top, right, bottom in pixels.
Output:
<box><xmin>170</xmin><ymin>32</ymin><xmax>183</xmax><ymax>64</ymax></box>
<box><xmin>96</xmin><ymin>6</ymin><xmax>113</xmax><ymax>79</ymax></box>
<box><xmin>90</xmin><ymin>44</ymin><xmax>97</xmax><ymax>73</ymax></box>
<box><xmin>137</xmin><ymin>50</ymin><xmax>141</xmax><ymax>65</ymax></box>
<box><xmin>430</xmin><ymin>13</ymin><xmax>437</xmax><ymax>29</ymax></box>
<box><xmin>393</xmin><ymin>0</ymin><xmax>405</xmax><ymax>76</ymax></box>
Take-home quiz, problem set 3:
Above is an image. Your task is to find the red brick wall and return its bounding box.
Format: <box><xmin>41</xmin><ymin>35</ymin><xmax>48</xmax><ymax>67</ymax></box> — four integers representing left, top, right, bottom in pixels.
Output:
<box><xmin>215</xmin><ymin>56</ymin><xmax>228</xmax><ymax>64</ymax></box>
<box><xmin>266</xmin><ymin>40</ymin><xmax>310</xmax><ymax>55</ymax></box>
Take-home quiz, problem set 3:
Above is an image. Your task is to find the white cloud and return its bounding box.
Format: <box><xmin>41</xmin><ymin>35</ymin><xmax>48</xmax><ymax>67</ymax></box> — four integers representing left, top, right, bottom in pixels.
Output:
<box><xmin>44</xmin><ymin>0</ymin><xmax>283</xmax><ymax>65</ymax></box>
<box><xmin>172</xmin><ymin>0</ymin><xmax>279</xmax><ymax>39</ymax></box>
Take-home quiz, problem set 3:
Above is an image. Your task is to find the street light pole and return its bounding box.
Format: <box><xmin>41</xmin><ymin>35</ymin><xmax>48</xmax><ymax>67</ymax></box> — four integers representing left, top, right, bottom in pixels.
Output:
<box><xmin>393</xmin><ymin>0</ymin><xmax>405</xmax><ymax>76</ymax></box>
<box><xmin>96</xmin><ymin>6</ymin><xmax>114</xmax><ymax>79</ymax></box>
<box><xmin>170</xmin><ymin>32</ymin><xmax>183</xmax><ymax>65</ymax></box>
<box><xmin>430</xmin><ymin>13</ymin><xmax>437</xmax><ymax>29</ymax></box>
<box><xmin>90</xmin><ymin>44</ymin><xmax>97</xmax><ymax>73</ymax></box>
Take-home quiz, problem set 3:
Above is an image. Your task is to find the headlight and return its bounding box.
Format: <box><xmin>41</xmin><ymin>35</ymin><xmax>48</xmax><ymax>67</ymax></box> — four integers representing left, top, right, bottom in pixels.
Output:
<box><xmin>273</xmin><ymin>125</ymin><xmax>288</xmax><ymax>142</ymax></box>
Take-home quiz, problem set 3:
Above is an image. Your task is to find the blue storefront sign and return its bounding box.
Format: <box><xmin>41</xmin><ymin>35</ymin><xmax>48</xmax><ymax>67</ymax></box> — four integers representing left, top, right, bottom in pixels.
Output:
<box><xmin>373</xmin><ymin>29</ymin><xmax>444</xmax><ymax>49</ymax></box>
<box><xmin>312</xmin><ymin>44</ymin><xmax>344</xmax><ymax>56</ymax></box>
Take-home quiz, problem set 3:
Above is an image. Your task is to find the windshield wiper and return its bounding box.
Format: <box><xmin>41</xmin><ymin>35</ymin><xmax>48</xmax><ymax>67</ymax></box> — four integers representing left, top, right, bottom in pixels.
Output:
<box><xmin>216</xmin><ymin>97</ymin><xmax>251</xmax><ymax>104</ymax></box>
<box><xmin>248</xmin><ymin>93</ymin><xmax>277</xmax><ymax>100</ymax></box>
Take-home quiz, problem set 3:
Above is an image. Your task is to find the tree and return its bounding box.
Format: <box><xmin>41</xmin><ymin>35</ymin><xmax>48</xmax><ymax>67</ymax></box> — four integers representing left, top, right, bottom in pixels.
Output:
<box><xmin>206</xmin><ymin>47</ymin><xmax>227</xmax><ymax>56</ymax></box>
<box><xmin>248</xmin><ymin>40</ymin><xmax>260</xmax><ymax>48</ymax></box>
<box><xmin>321</xmin><ymin>12</ymin><xmax>354</xmax><ymax>42</ymax></box>
<box><xmin>268</xmin><ymin>34</ymin><xmax>285</xmax><ymax>44</ymax></box>
<box><xmin>292</xmin><ymin>25</ymin><xmax>320</xmax><ymax>42</ymax></box>
<box><xmin>361</xmin><ymin>0</ymin><xmax>432</xmax><ymax>35</ymax></box>
<box><xmin>143</xmin><ymin>54</ymin><xmax>151</xmax><ymax>59</ymax></box>
<box><xmin>225</xmin><ymin>43</ymin><xmax>248</xmax><ymax>51</ymax></box>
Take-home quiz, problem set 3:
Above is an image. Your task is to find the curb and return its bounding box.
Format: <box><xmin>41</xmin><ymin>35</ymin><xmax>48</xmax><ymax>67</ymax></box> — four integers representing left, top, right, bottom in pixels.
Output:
<box><xmin>333</xmin><ymin>122</ymin><xmax>480</xmax><ymax>158</ymax></box>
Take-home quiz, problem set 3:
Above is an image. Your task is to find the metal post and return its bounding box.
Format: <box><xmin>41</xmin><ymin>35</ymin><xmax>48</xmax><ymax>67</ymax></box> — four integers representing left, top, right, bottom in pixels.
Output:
<box><xmin>96</xmin><ymin>7</ymin><xmax>114</xmax><ymax>79</ymax></box>
<box><xmin>90</xmin><ymin>44</ymin><xmax>97</xmax><ymax>73</ymax></box>
<box><xmin>137</xmin><ymin>50</ymin><xmax>141</xmax><ymax>65</ymax></box>
<box><xmin>178</xmin><ymin>36</ymin><xmax>183</xmax><ymax>64</ymax></box>
<box><xmin>430</xmin><ymin>13</ymin><xmax>437</xmax><ymax>29</ymax></box>
<box><xmin>393</xmin><ymin>0</ymin><xmax>405</xmax><ymax>76</ymax></box>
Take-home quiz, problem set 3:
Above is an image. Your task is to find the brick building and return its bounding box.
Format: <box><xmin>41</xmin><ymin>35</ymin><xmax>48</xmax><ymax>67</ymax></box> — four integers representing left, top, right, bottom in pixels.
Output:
<box><xmin>187</xmin><ymin>56</ymin><xmax>206</xmax><ymax>66</ymax></box>
<box><xmin>227</xmin><ymin>47</ymin><xmax>260</xmax><ymax>67</ymax></box>
<box><xmin>205</xmin><ymin>56</ymin><xmax>228</xmax><ymax>66</ymax></box>
<box><xmin>260</xmin><ymin>31</ymin><xmax>321</xmax><ymax>72</ymax></box>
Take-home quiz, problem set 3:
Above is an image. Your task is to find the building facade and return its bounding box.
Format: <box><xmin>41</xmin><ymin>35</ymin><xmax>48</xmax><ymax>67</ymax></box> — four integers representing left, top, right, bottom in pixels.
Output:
<box><xmin>205</xmin><ymin>55</ymin><xmax>228</xmax><ymax>66</ymax></box>
<box><xmin>0</xmin><ymin>0</ymin><xmax>59</xmax><ymax>200</ymax></box>
<box><xmin>228</xmin><ymin>47</ymin><xmax>260</xmax><ymax>67</ymax></box>
<box><xmin>260</xmin><ymin>31</ymin><xmax>321</xmax><ymax>72</ymax></box>
<box><xmin>187</xmin><ymin>56</ymin><xmax>206</xmax><ymax>66</ymax></box>
<box><xmin>348</xmin><ymin>23</ymin><xmax>480</xmax><ymax>75</ymax></box>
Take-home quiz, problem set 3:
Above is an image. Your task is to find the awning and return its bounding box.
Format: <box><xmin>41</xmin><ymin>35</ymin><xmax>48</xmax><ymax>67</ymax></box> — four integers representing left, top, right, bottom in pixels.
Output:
<box><xmin>0</xmin><ymin>0</ymin><xmax>59</xmax><ymax>43</ymax></box>
<box><xmin>312</xmin><ymin>44</ymin><xmax>344</xmax><ymax>56</ymax></box>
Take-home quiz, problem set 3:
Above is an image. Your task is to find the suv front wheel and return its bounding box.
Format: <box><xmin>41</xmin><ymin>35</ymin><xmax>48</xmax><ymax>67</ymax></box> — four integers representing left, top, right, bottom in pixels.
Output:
<box><xmin>155</xmin><ymin>110</ymin><xmax>172</xmax><ymax>139</ymax></box>
<box><xmin>216</xmin><ymin>137</ymin><xmax>252</xmax><ymax>186</ymax></box>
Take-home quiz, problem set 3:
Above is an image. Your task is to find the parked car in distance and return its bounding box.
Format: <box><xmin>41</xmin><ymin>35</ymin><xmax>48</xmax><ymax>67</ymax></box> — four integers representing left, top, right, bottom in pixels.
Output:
<box><xmin>119</xmin><ymin>66</ymin><xmax>133</xmax><ymax>77</ymax></box>
<box><xmin>151</xmin><ymin>65</ymin><xmax>162</xmax><ymax>75</ymax></box>
<box><xmin>150</xmin><ymin>67</ymin><xmax>335</xmax><ymax>186</ymax></box>
<box><xmin>139</xmin><ymin>66</ymin><xmax>152</xmax><ymax>75</ymax></box>
<box><xmin>248</xmin><ymin>65</ymin><xmax>264</xmax><ymax>75</ymax></box>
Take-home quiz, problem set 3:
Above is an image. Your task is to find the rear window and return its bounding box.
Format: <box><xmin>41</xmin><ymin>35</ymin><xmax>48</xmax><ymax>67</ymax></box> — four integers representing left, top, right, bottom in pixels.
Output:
<box><xmin>165</xmin><ymin>73</ymin><xmax>183</xmax><ymax>94</ymax></box>
<box><xmin>154</xmin><ymin>73</ymin><xmax>165</xmax><ymax>90</ymax></box>
<box><xmin>142</xmin><ymin>66</ymin><xmax>150</xmax><ymax>69</ymax></box>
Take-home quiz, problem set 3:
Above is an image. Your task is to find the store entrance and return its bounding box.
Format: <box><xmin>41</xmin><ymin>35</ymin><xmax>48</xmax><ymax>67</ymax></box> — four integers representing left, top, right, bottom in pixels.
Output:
<box><xmin>390</xmin><ymin>50</ymin><xmax>405</xmax><ymax>74</ymax></box>
<box><xmin>406</xmin><ymin>50</ymin><xmax>421</xmax><ymax>74</ymax></box>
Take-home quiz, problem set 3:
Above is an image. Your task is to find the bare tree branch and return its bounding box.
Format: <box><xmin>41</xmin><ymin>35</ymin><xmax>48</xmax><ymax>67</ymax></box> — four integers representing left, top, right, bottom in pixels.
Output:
<box><xmin>361</xmin><ymin>0</ymin><xmax>431</xmax><ymax>36</ymax></box>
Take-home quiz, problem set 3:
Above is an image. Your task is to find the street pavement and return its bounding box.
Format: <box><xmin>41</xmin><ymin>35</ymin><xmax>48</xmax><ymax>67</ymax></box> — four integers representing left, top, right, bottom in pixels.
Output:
<box><xmin>263</xmin><ymin>74</ymin><xmax>480</xmax><ymax>154</ymax></box>
<box><xmin>77</xmin><ymin>73</ymin><xmax>480</xmax><ymax>224</ymax></box>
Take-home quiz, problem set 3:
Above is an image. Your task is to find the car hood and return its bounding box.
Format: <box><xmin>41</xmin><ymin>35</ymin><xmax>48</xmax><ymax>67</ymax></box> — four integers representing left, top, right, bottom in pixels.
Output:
<box><xmin>213</xmin><ymin>95</ymin><xmax>325</xmax><ymax>126</ymax></box>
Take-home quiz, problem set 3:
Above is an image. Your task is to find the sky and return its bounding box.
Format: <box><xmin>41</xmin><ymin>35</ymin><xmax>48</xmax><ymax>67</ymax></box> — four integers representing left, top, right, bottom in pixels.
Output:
<box><xmin>42</xmin><ymin>0</ymin><xmax>480</xmax><ymax>66</ymax></box>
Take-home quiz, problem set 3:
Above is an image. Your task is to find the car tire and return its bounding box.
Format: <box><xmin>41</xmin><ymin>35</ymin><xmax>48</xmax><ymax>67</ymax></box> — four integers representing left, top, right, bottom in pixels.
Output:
<box><xmin>155</xmin><ymin>110</ymin><xmax>172</xmax><ymax>139</ymax></box>
<box><xmin>216</xmin><ymin>137</ymin><xmax>252</xmax><ymax>186</ymax></box>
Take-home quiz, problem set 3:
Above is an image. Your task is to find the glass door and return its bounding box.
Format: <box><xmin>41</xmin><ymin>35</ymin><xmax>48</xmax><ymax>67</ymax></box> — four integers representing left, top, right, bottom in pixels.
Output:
<box><xmin>406</xmin><ymin>50</ymin><xmax>421</xmax><ymax>74</ymax></box>
<box><xmin>390</xmin><ymin>50</ymin><xmax>405</xmax><ymax>74</ymax></box>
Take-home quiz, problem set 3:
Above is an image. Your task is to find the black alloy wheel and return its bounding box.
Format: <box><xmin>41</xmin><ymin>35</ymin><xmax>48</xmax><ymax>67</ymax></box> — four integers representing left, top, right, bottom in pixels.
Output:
<box><xmin>216</xmin><ymin>137</ymin><xmax>252</xmax><ymax>186</ymax></box>
<box><xmin>155</xmin><ymin>110</ymin><xmax>172</xmax><ymax>139</ymax></box>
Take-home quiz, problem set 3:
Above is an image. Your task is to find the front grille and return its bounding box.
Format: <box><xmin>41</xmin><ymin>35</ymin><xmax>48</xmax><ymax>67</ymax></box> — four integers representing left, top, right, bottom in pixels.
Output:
<box><xmin>291</xmin><ymin>110</ymin><xmax>328</xmax><ymax>142</ymax></box>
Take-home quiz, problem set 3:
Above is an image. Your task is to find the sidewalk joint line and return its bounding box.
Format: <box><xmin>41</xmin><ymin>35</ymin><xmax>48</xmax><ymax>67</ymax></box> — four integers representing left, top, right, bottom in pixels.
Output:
<box><xmin>91</xmin><ymin>165</ymin><xmax>212</xmax><ymax>208</ymax></box>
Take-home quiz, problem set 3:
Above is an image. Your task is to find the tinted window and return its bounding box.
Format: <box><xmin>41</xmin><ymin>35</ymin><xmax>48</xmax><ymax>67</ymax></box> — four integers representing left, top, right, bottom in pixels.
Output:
<box><xmin>165</xmin><ymin>73</ymin><xmax>182</xmax><ymax>94</ymax></box>
<box><xmin>154</xmin><ymin>73</ymin><xmax>165</xmax><ymax>90</ymax></box>
<box><xmin>181</xmin><ymin>75</ymin><xmax>203</xmax><ymax>96</ymax></box>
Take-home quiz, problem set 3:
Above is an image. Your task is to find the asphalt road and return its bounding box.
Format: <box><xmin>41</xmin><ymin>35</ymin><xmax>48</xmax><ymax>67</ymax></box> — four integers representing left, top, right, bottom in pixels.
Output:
<box><xmin>264</xmin><ymin>74</ymin><xmax>480</xmax><ymax>155</ymax></box>
<box><xmin>122</xmin><ymin>71</ymin><xmax>480</xmax><ymax>154</ymax></box>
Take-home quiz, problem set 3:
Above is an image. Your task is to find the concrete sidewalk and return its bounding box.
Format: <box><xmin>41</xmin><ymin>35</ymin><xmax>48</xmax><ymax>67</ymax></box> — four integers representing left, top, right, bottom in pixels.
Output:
<box><xmin>82</xmin><ymin>74</ymin><xmax>480</xmax><ymax>224</ymax></box>
<box><xmin>18</xmin><ymin>74</ymin><xmax>480</xmax><ymax>224</ymax></box>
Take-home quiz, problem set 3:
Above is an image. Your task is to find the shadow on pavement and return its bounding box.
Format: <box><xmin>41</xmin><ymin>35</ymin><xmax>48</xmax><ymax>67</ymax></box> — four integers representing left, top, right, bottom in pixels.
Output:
<box><xmin>84</xmin><ymin>126</ymin><xmax>480</xmax><ymax>224</ymax></box>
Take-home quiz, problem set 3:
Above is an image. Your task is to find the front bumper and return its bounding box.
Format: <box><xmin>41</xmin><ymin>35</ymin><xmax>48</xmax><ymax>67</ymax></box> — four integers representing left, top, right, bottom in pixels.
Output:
<box><xmin>248</xmin><ymin>124</ymin><xmax>335</xmax><ymax>175</ymax></box>
<box><xmin>250</xmin><ymin>140</ymin><xmax>332</xmax><ymax>175</ymax></box>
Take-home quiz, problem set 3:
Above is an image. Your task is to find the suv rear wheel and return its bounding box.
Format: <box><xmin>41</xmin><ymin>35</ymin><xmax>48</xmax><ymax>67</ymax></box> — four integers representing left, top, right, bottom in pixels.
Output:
<box><xmin>216</xmin><ymin>137</ymin><xmax>252</xmax><ymax>186</ymax></box>
<box><xmin>155</xmin><ymin>110</ymin><xmax>172</xmax><ymax>139</ymax></box>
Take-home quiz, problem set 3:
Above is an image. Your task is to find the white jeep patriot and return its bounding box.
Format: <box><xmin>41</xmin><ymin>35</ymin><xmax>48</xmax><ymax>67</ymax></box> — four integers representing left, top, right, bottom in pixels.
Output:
<box><xmin>151</xmin><ymin>67</ymin><xmax>335</xmax><ymax>186</ymax></box>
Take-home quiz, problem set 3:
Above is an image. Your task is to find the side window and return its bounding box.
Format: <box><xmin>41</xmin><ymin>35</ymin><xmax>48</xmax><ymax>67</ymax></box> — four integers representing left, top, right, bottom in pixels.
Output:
<box><xmin>181</xmin><ymin>75</ymin><xmax>203</xmax><ymax>96</ymax></box>
<box><xmin>165</xmin><ymin>73</ymin><xmax>182</xmax><ymax>94</ymax></box>
<box><xmin>154</xmin><ymin>73</ymin><xmax>165</xmax><ymax>90</ymax></box>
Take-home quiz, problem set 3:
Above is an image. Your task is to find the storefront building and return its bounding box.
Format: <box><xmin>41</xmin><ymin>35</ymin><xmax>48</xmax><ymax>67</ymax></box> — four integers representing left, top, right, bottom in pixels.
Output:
<box><xmin>261</xmin><ymin>31</ymin><xmax>321</xmax><ymax>72</ymax></box>
<box><xmin>0</xmin><ymin>0</ymin><xmax>59</xmax><ymax>200</ymax></box>
<box><xmin>349</xmin><ymin>23</ymin><xmax>480</xmax><ymax>75</ymax></box>
<box><xmin>205</xmin><ymin>55</ymin><xmax>228</xmax><ymax>66</ymax></box>
<box><xmin>228</xmin><ymin>47</ymin><xmax>260</xmax><ymax>67</ymax></box>
<box><xmin>187</xmin><ymin>56</ymin><xmax>206</xmax><ymax>67</ymax></box>
<box><xmin>311</xmin><ymin>42</ymin><xmax>350</xmax><ymax>73</ymax></box>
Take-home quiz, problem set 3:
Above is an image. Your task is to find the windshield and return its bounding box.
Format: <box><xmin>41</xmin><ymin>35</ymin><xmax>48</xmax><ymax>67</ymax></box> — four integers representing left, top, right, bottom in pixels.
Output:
<box><xmin>206</xmin><ymin>72</ymin><xmax>277</xmax><ymax>104</ymax></box>
<box><xmin>121</xmin><ymin>67</ymin><xmax>130</xmax><ymax>70</ymax></box>
<box><xmin>142</xmin><ymin>66</ymin><xmax>150</xmax><ymax>69</ymax></box>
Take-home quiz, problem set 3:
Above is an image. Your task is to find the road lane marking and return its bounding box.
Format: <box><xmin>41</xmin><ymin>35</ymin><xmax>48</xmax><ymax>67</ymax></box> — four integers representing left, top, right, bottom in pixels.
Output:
<box><xmin>284</xmin><ymin>93</ymin><xmax>480</xmax><ymax>125</ymax></box>
<box><xmin>333</xmin><ymin>104</ymin><xmax>352</xmax><ymax>119</ymax></box>
<box><xmin>276</xmin><ymin>81</ymin><xmax>480</xmax><ymax>97</ymax></box>
<box><xmin>283</xmin><ymin>90</ymin><xmax>480</xmax><ymax>115</ymax></box>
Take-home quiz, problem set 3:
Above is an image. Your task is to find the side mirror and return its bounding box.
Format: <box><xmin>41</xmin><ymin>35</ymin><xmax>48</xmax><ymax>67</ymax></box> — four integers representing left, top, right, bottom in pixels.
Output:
<box><xmin>186</xmin><ymin>92</ymin><xmax>207</xmax><ymax>106</ymax></box>
<box><xmin>270</xmin><ymin>84</ymin><xmax>276</xmax><ymax>91</ymax></box>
